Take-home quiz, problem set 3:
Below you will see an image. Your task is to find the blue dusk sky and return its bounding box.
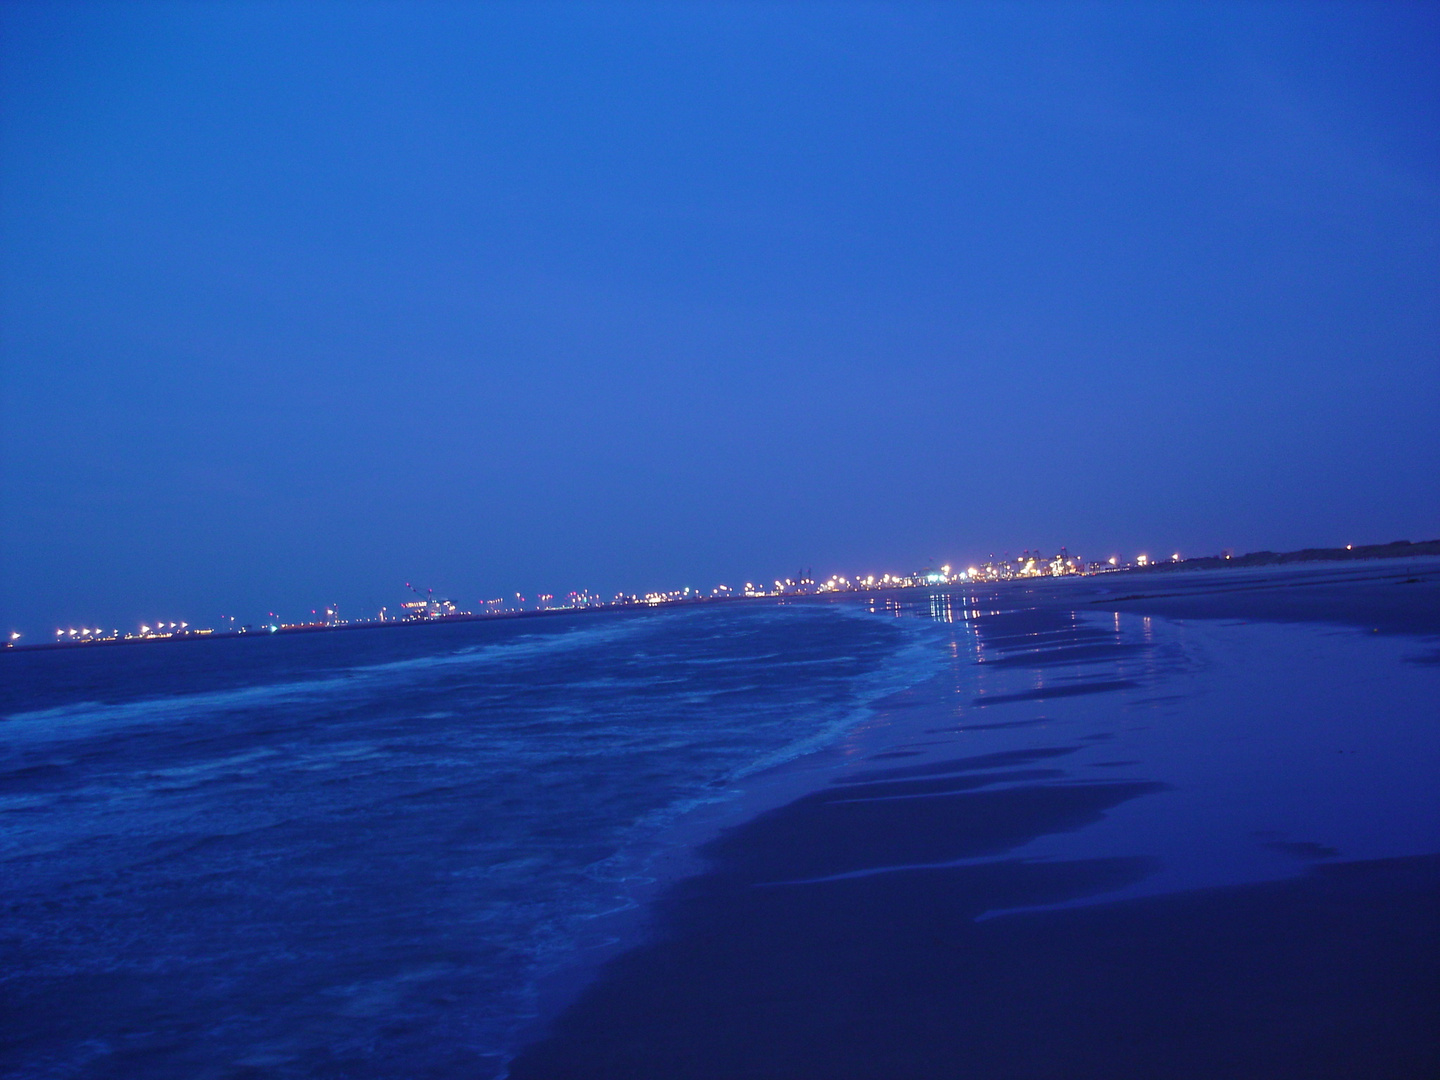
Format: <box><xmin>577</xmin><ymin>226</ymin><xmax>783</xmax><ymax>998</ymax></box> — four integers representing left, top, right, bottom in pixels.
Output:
<box><xmin>2</xmin><ymin>1</ymin><xmax>1437</xmax><ymax>634</ymax></box>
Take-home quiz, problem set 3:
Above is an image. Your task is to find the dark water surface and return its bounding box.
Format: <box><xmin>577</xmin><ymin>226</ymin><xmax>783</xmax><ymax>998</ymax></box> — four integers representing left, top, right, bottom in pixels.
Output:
<box><xmin>5</xmin><ymin>565</ymin><xmax>1439</xmax><ymax>1078</ymax></box>
<box><xmin>0</xmin><ymin>604</ymin><xmax>941</xmax><ymax>1078</ymax></box>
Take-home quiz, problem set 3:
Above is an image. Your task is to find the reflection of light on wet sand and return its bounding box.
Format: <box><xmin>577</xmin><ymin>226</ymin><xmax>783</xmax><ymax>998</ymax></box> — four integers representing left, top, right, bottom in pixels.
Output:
<box><xmin>932</xmin><ymin>615</ymin><xmax>1436</xmax><ymax>915</ymax></box>
<box><xmin>827</xmin><ymin>588</ymin><xmax>1439</xmax><ymax>916</ymax></box>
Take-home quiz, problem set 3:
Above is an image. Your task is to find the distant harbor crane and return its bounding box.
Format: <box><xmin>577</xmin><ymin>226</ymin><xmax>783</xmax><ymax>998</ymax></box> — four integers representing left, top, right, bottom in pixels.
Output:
<box><xmin>402</xmin><ymin>582</ymin><xmax>457</xmax><ymax>619</ymax></box>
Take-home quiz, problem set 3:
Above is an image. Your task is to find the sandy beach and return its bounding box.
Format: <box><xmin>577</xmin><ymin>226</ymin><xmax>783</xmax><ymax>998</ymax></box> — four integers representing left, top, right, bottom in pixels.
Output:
<box><xmin>508</xmin><ymin>561</ymin><xmax>1440</xmax><ymax>1079</ymax></box>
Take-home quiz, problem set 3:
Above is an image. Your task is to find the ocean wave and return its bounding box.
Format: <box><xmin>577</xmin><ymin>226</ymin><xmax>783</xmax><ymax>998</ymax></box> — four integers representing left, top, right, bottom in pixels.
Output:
<box><xmin>0</xmin><ymin>617</ymin><xmax>655</xmax><ymax>740</ymax></box>
<box><xmin>1</xmin><ymin>600</ymin><xmax>957</xmax><ymax>1079</ymax></box>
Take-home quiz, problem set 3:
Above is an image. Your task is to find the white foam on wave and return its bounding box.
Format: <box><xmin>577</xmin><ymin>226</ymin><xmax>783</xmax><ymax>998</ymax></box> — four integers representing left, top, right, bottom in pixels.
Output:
<box><xmin>3</xmin><ymin>599</ymin><xmax>965</xmax><ymax>1080</ymax></box>
<box><xmin>0</xmin><ymin>617</ymin><xmax>656</xmax><ymax>742</ymax></box>
<box><xmin>572</xmin><ymin>607</ymin><xmax>954</xmax><ymax>885</ymax></box>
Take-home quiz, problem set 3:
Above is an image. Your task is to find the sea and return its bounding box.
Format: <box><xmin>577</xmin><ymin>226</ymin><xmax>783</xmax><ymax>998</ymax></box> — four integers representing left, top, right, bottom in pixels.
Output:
<box><xmin>0</xmin><ymin>600</ymin><xmax>949</xmax><ymax>1078</ymax></box>
<box><xmin>4</xmin><ymin>572</ymin><xmax>1438</xmax><ymax>1078</ymax></box>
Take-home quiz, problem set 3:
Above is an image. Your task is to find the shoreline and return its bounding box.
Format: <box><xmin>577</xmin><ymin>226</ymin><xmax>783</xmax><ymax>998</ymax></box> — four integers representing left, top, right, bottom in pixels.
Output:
<box><xmin>10</xmin><ymin>544</ymin><xmax>1437</xmax><ymax>656</ymax></box>
<box><xmin>502</xmin><ymin>613</ymin><xmax>964</xmax><ymax>1069</ymax></box>
<box><xmin>504</xmin><ymin>563</ymin><xmax>1440</xmax><ymax>1079</ymax></box>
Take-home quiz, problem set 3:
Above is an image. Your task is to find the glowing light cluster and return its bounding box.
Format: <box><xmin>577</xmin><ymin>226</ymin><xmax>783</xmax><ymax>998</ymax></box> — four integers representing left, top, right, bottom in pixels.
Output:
<box><xmin>24</xmin><ymin>543</ymin><xmax>1195</xmax><ymax>649</ymax></box>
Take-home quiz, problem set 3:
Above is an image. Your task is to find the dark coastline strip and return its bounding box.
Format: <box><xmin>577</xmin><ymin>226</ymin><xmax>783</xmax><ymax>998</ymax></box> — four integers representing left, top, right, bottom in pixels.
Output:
<box><xmin>18</xmin><ymin>540</ymin><xmax>1438</xmax><ymax>655</ymax></box>
<box><xmin>1137</xmin><ymin>537</ymin><xmax>1440</xmax><ymax>571</ymax></box>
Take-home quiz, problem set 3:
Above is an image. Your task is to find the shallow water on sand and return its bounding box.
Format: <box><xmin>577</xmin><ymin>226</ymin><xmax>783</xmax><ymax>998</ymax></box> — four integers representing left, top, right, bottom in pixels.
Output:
<box><xmin>506</xmin><ymin>572</ymin><xmax>1440</xmax><ymax>1079</ymax></box>
<box><xmin>5</xmin><ymin>569</ymin><xmax>1438</xmax><ymax>1078</ymax></box>
<box><xmin>801</xmin><ymin>598</ymin><xmax>1440</xmax><ymax>915</ymax></box>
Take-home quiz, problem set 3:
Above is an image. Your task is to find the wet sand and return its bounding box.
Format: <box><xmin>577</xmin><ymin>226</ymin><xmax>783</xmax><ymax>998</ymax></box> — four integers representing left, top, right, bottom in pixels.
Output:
<box><xmin>1088</xmin><ymin>558</ymin><xmax>1440</xmax><ymax>638</ymax></box>
<box><xmin>511</xmin><ymin>847</ymin><xmax>1437</xmax><ymax>1079</ymax></box>
<box><xmin>507</xmin><ymin>563</ymin><xmax>1440</xmax><ymax>1079</ymax></box>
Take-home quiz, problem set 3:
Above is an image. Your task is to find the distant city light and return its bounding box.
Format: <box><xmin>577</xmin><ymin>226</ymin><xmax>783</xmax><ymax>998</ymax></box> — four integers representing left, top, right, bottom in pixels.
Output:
<box><xmin>27</xmin><ymin>539</ymin><xmax>1191</xmax><ymax>649</ymax></box>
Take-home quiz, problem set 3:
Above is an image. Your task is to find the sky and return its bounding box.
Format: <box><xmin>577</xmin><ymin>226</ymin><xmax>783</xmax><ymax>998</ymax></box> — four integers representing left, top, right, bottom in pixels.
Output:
<box><xmin>2</xmin><ymin>1</ymin><xmax>1437</xmax><ymax>635</ymax></box>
